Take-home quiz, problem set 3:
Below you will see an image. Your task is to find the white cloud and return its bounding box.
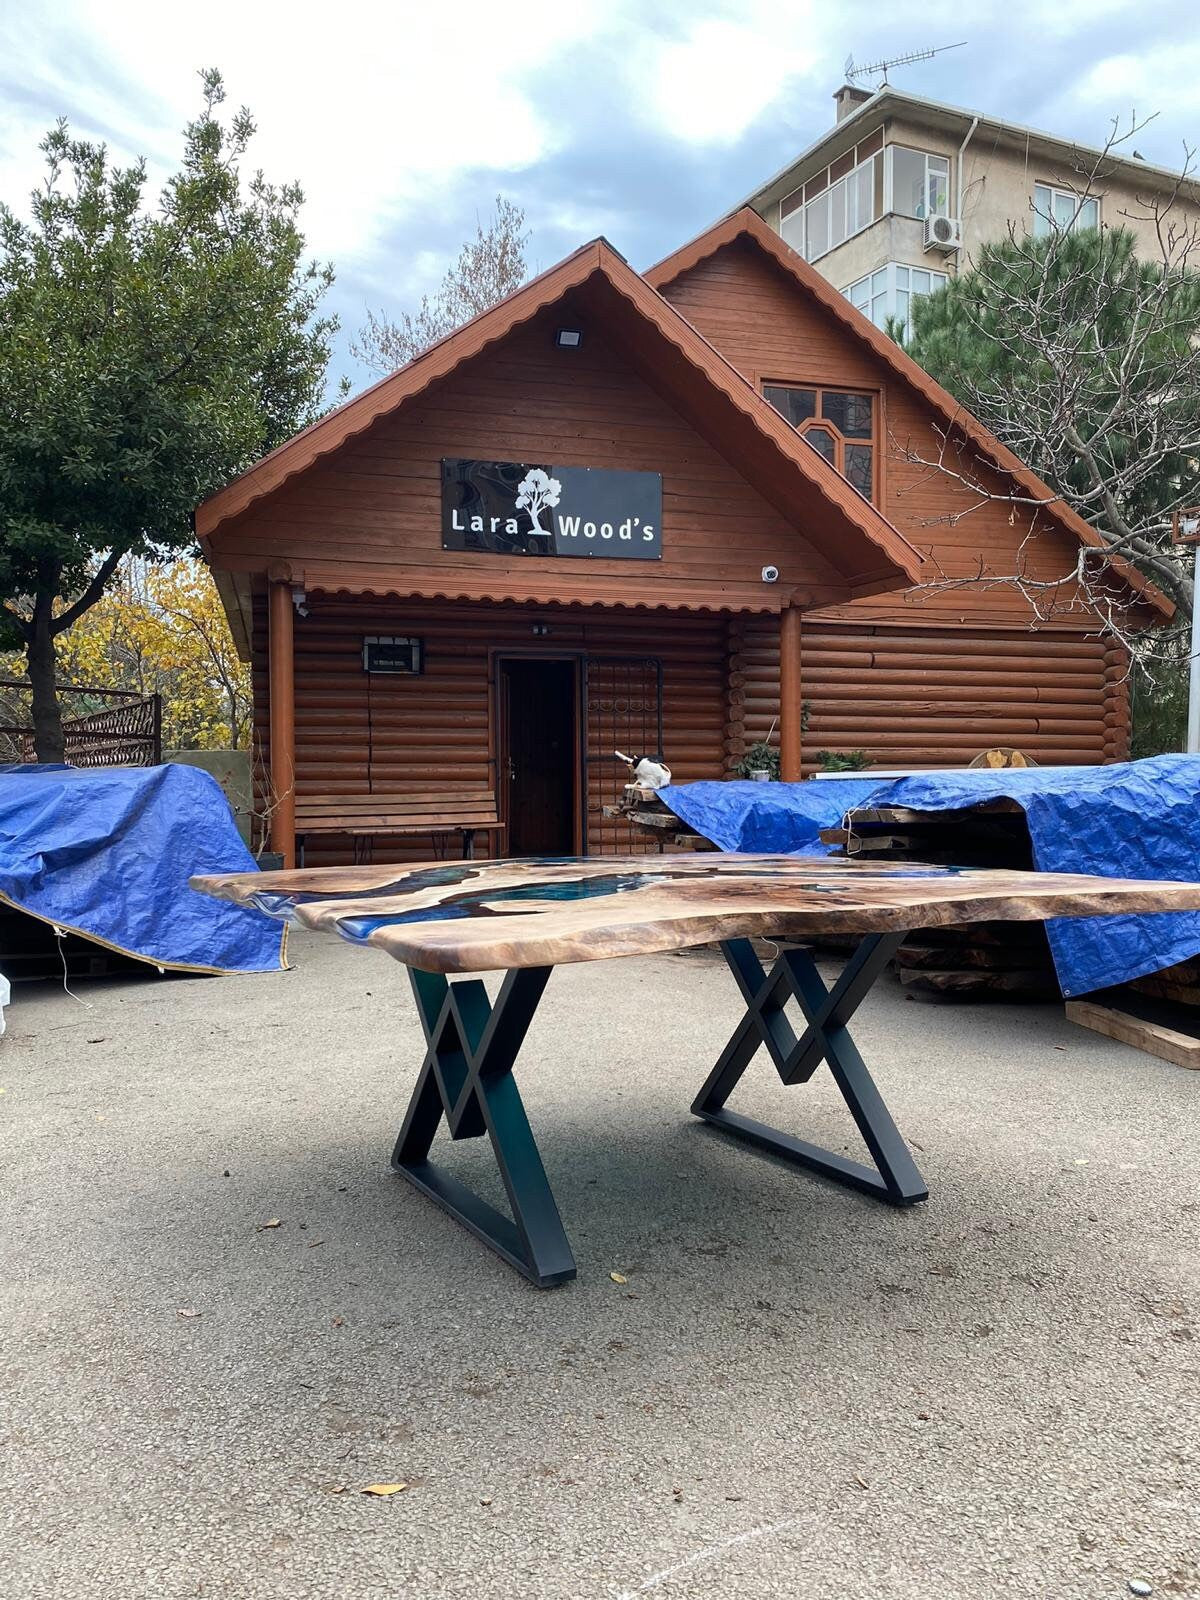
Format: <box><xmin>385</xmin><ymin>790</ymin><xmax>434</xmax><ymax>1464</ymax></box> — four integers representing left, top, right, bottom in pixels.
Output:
<box><xmin>0</xmin><ymin>0</ymin><xmax>838</xmax><ymax>325</ymax></box>
<box><xmin>643</xmin><ymin>4</ymin><xmax>826</xmax><ymax>145</ymax></box>
<box><xmin>1072</xmin><ymin>43</ymin><xmax>1200</xmax><ymax>115</ymax></box>
<box><xmin>1014</xmin><ymin>0</ymin><xmax>1133</xmax><ymax>36</ymax></box>
<box><xmin>1047</xmin><ymin>39</ymin><xmax>1200</xmax><ymax>172</ymax></box>
<box><xmin>3</xmin><ymin>0</ymin><xmax>1196</xmax><ymax>383</ymax></box>
<box><xmin>0</xmin><ymin>0</ymin><xmax>610</xmax><ymax>266</ymax></box>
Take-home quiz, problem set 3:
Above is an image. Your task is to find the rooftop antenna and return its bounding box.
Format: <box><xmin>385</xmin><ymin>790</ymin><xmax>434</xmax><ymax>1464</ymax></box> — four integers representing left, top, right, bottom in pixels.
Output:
<box><xmin>845</xmin><ymin>41</ymin><xmax>966</xmax><ymax>90</ymax></box>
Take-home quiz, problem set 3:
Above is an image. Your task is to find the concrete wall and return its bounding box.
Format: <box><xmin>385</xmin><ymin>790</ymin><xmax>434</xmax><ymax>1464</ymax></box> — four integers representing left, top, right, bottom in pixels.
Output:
<box><xmin>958</xmin><ymin>138</ymin><xmax>1185</xmax><ymax>267</ymax></box>
<box><xmin>167</xmin><ymin>749</ymin><xmax>252</xmax><ymax>845</ymax></box>
<box><xmin>816</xmin><ymin>216</ymin><xmax>930</xmax><ymax>292</ymax></box>
<box><xmin>775</xmin><ymin>110</ymin><xmax>1200</xmax><ymax>295</ymax></box>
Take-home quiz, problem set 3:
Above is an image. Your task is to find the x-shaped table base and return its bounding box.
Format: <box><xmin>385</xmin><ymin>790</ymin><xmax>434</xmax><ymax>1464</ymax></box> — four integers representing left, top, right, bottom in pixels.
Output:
<box><xmin>393</xmin><ymin>934</ymin><xmax>927</xmax><ymax>1287</ymax></box>
<box><xmin>692</xmin><ymin>936</ymin><xmax>928</xmax><ymax>1205</ymax></box>
<box><xmin>393</xmin><ymin>966</ymin><xmax>575</xmax><ymax>1287</ymax></box>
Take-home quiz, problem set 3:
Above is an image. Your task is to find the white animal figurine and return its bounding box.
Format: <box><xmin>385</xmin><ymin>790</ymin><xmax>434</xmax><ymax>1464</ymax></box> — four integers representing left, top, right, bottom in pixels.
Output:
<box><xmin>615</xmin><ymin>750</ymin><xmax>672</xmax><ymax>790</ymax></box>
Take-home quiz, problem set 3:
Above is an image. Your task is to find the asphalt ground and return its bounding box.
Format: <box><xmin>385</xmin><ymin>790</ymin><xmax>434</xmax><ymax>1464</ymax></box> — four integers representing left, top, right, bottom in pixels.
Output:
<box><xmin>1</xmin><ymin>931</ymin><xmax>1197</xmax><ymax>1599</ymax></box>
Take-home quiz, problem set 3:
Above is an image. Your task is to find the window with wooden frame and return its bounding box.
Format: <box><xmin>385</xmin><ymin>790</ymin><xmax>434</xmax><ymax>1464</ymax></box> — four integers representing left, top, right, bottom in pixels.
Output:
<box><xmin>761</xmin><ymin>383</ymin><xmax>878</xmax><ymax>501</ymax></box>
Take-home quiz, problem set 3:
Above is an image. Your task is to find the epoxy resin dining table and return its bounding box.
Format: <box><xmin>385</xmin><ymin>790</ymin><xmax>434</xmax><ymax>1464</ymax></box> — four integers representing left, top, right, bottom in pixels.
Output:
<box><xmin>194</xmin><ymin>854</ymin><xmax>1200</xmax><ymax>1287</ymax></box>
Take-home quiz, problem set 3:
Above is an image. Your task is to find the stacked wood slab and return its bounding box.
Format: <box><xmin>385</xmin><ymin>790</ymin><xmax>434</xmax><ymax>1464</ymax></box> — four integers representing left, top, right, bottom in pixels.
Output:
<box><xmin>0</xmin><ymin>902</ymin><xmax>147</xmax><ymax>981</ymax></box>
<box><xmin>603</xmin><ymin>785</ymin><xmax>717</xmax><ymax>850</ymax></box>
<box><xmin>820</xmin><ymin>799</ymin><xmax>1060</xmax><ymax>999</ymax></box>
<box><xmin>825</xmin><ymin>796</ymin><xmax>1200</xmax><ymax>1066</ymax></box>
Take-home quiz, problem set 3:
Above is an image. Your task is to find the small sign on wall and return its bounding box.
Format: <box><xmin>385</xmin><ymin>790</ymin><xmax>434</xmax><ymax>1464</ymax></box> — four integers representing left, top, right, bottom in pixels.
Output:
<box><xmin>363</xmin><ymin>636</ymin><xmax>423</xmax><ymax>674</ymax></box>
<box><xmin>442</xmin><ymin>459</ymin><xmax>662</xmax><ymax>560</ymax></box>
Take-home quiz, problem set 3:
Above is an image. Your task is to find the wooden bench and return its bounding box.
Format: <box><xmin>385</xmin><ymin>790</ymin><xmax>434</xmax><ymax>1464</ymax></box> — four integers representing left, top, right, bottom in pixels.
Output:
<box><xmin>294</xmin><ymin>791</ymin><xmax>504</xmax><ymax>864</ymax></box>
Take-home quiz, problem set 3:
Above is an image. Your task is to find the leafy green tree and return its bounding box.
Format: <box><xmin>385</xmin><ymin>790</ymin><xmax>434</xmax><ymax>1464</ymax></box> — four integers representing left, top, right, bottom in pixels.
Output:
<box><xmin>903</xmin><ymin>224</ymin><xmax>1200</xmax><ymax>622</ymax></box>
<box><xmin>0</xmin><ymin>69</ymin><xmax>340</xmax><ymax>760</ymax></box>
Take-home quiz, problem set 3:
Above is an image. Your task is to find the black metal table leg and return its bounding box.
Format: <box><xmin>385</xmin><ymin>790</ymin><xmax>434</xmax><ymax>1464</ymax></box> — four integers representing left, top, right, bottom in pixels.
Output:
<box><xmin>393</xmin><ymin>964</ymin><xmax>576</xmax><ymax>1287</ymax></box>
<box><xmin>692</xmin><ymin>935</ymin><xmax>928</xmax><ymax>1205</ymax></box>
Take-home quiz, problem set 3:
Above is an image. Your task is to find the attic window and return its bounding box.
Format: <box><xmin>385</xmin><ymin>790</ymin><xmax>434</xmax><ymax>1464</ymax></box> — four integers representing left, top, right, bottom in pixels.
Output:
<box><xmin>762</xmin><ymin>384</ymin><xmax>877</xmax><ymax>502</ymax></box>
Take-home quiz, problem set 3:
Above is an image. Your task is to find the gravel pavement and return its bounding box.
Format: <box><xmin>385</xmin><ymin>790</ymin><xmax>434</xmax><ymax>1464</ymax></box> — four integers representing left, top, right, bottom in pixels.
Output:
<box><xmin>1</xmin><ymin>930</ymin><xmax>1197</xmax><ymax>1599</ymax></box>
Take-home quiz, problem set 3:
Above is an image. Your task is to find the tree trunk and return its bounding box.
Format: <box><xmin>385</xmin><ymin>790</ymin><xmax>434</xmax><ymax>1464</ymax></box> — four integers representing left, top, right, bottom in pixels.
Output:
<box><xmin>28</xmin><ymin>592</ymin><xmax>65</xmax><ymax>763</ymax></box>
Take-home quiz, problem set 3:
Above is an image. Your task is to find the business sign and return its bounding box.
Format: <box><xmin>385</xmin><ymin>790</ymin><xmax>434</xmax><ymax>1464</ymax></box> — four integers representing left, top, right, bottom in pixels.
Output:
<box><xmin>441</xmin><ymin>459</ymin><xmax>662</xmax><ymax>560</ymax></box>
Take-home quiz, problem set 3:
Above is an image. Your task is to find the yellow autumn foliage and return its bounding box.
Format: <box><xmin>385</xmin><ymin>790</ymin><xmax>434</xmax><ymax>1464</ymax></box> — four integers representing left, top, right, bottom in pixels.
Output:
<box><xmin>1</xmin><ymin>559</ymin><xmax>251</xmax><ymax>750</ymax></box>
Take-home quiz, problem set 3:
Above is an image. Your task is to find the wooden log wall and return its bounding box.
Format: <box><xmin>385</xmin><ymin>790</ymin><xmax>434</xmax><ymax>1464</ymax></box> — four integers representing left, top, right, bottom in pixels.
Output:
<box><xmin>724</xmin><ymin>616</ymin><xmax>748</xmax><ymax>769</ymax></box>
<box><xmin>738</xmin><ymin>619</ymin><xmax>1131</xmax><ymax>773</ymax></box>
<box><xmin>250</xmin><ymin>597</ymin><xmax>1130</xmax><ymax>860</ymax></box>
<box><xmin>250</xmin><ymin>594</ymin><xmax>727</xmax><ymax>860</ymax></box>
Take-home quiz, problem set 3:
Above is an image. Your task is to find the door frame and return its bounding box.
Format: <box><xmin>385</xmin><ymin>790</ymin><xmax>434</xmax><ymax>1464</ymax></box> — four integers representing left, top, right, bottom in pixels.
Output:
<box><xmin>491</xmin><ymin>648</ymin><xmax>586</xmax><ymax>857</ymax></box>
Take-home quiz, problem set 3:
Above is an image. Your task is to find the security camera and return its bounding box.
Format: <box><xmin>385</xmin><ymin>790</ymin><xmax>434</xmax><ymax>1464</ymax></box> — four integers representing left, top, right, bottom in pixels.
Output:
<box><xmin>761</xmin><ymin>564</ymin><xmax>780</xmax><ymax>583</ymax></box>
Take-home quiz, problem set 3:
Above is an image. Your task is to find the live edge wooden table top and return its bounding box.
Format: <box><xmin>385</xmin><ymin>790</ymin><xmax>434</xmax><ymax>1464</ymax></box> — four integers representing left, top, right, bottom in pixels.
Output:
<box><xmin>194</xmin><ymin>855</ymin><xmax>1200</xmax><ymax>1288</ymax></box>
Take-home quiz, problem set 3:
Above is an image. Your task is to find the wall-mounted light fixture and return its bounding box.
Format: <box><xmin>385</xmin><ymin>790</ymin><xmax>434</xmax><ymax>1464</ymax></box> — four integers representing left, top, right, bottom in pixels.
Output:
<box><xmin>554</xmin><ymin>328</ymin><xmax>583</xmax><ymax>349</ymax></box>
<box><xmin>291</xmin><ymin>584</ymin><xmax>309</xmax><ymax>618</ymax></box>
<box><xmin>531</xmin><ymin>622</ymin><xmax>551</xmax><ymax>636</ymax></box>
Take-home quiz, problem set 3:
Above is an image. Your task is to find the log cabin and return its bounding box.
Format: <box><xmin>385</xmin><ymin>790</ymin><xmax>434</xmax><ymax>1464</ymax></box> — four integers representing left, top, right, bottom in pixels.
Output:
<box><xmin>196</xmin><ymin>207</ymin><xmax>1168</xmax><ymax>867</ymax></box>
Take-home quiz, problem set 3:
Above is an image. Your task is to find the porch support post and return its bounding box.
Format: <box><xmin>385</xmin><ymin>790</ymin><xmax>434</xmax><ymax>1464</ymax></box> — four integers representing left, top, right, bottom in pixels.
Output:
<box><xmin>268</xmin><ymin>578</ymin><xmax>296</xmax><ymax>867</ymax></box>
<box><xmin>779</xmin><ymin>601</ymin><xmax>803</xmax><ymax>782</ymax></box>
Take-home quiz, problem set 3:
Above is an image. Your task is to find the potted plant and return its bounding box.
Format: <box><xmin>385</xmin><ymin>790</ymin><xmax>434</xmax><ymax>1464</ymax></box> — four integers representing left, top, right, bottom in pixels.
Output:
<box><xmin>735</xmin><ymin>739</ymin><xmax>780</xmax><ymax>781</ymax></box>
<box><xmin>732</xmin><ymin>708</ymin><xmax>810</xmax><ymax>781</ymax></box>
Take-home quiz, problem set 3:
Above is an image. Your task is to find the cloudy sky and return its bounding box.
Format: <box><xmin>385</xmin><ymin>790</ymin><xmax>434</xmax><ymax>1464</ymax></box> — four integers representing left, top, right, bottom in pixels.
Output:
<box><xmin>2</xmin><ymin>0</ymin><xmax>1197</xmax><ymax>392</ymax></box>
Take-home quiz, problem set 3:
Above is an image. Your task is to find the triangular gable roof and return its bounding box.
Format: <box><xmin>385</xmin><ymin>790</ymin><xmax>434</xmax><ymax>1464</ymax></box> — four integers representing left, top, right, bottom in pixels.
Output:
<box><xmin>645</xmin><ymin>207</ymin><xmax>1172</xmax><ymax>621</ymax></box>
<box><xmin>196</xmin><ymin>238</ymin><xmax>924</xmax><ymax>598</ymax></box>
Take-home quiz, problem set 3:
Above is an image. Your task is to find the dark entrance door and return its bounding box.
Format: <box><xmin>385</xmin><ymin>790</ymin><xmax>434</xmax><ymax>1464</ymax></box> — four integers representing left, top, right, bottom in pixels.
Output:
<box><xmin>501</xmin><ymin>658</ymin><xmax>577</xmax><ymax>856</ymax></box>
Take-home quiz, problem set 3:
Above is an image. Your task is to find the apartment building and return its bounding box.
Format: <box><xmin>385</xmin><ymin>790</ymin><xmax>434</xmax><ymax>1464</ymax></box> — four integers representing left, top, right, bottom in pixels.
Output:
<box><xmin>743</xmin><ymin>83</ymin><xmax>1200</xmax><ymax>336</ymax></box>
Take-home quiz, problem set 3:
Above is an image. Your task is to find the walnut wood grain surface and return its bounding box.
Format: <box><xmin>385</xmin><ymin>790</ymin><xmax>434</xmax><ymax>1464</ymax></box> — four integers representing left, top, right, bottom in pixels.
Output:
<box><xmin>192</xmin><ymin>854</ymin><xmax>1200</xmax><ymax>975</ymax></box>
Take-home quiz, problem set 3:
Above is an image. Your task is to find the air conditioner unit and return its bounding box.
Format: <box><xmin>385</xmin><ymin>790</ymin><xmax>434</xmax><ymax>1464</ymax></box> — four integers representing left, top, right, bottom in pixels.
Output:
<box><xmin>924</xmin><ymin>214</ymin><xmax>962</xmax><ymax>253</ymax></box>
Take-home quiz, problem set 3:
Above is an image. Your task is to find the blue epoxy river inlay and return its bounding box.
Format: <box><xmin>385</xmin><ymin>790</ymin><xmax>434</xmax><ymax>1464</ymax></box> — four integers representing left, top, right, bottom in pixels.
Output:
<box><xmin>333</xmin><ymin>871</ymin><xmax>676</xmax><ymax>943</ymax></box>
<box><xmin>246</xmin><ymin>858</ymin><xmax>971</xmax><ymax>945</ymax></box>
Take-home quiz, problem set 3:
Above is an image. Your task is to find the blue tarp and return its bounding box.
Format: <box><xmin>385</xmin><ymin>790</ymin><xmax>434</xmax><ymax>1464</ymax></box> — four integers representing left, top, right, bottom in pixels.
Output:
<box><xmin>660</xmin><ymin>757</ymin><xmax>1200</xmax><ymax>997</ymax></box>
<box><xmin>0</xmin><ymin>765</ymin><xmax>287</xmax><ymax>975</ymax></box>
<box><xmin>661</xmin><ymin>779</ymin><xmax>884</xmax><ymax>855</ymax></box>
<box><xmin>868</xmin><ymin>759</ymin><xmax>1200</xmax><ymax>997</ymax></box>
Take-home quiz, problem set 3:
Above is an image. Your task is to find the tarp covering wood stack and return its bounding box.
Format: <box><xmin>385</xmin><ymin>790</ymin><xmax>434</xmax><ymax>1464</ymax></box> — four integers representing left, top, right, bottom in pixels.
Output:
<box><xmin>0</xmin><ymin>765</ymin><xmax>287</xmax><ymax>975</ymax></box>
<box><xmin>661</xmin><ymin>779</ymin><xmax>884</xmax><ymax>857</ymax></box>
<box><xmin>660</xmin><ymin>757</ymin><xmax>1200</xmax><ymax>997</ymax></box>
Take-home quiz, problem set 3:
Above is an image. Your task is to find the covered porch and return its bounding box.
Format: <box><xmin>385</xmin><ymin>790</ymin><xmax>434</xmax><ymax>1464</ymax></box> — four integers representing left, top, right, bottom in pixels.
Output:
<box><xmin>252</xmin><ymin>581</ymin><xmax>811</xmax><ymax>868</ymax></box>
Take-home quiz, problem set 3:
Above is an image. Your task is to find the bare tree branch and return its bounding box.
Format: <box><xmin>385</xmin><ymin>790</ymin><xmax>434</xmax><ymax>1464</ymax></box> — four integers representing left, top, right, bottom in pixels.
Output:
<box><xmin>351</xmin><ymin>197</ymin><xmax>529</xmax><ymax>375</ymax></box>
<box><xmin>898</xmin><ymin>112</ymin><xmax>1200</xmax><ymax>672</ymax></box>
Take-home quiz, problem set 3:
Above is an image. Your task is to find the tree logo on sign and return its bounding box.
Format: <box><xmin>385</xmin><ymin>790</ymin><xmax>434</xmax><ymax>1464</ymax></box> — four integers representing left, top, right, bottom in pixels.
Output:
<box><xmin>515</xmin><ymin>468</ymin><xmax>561</xmax><ymax>535</ymax></box>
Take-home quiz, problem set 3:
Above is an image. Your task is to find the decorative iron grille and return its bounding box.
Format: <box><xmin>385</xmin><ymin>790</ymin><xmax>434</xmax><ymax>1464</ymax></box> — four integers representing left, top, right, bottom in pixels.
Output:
<box><xmin>583</xmin><ymin>655</ymin><xmax>664</xmax><ymax>854</ymax></box>
<box><xmin>0</xmin><ymin>680</ymin><xmax>162</xmax><ymax>767</ymax></box>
